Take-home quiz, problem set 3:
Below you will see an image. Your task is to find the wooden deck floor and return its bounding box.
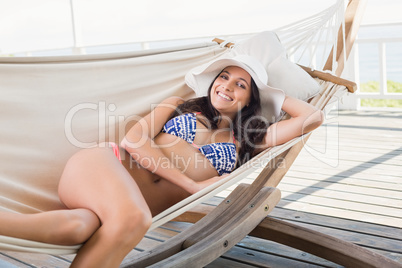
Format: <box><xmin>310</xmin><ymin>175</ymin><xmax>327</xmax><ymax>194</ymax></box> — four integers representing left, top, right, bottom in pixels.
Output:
<box><xmin>1</xmin><ymin>110</ymin><xmax>401</xmax><ymax>267</ymax></box>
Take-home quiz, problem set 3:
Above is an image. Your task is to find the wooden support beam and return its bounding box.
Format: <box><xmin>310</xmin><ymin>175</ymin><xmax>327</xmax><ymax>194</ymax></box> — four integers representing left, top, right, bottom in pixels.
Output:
<box><xmin>175</xmin><ymin>206</ymin><xmax>402</xmax><ymax>268</ymax></box>
<box><xmin>250</xmin><ymin>217</ymin><xmax>402</xmax><ymax>268</ymax></box>
<box><xmin>298</xmin><ymin>65</ymin><xmax>357</xmax><ymax>93</ymax></box>
<box><xmin>324</xmin><ymin>0</ymin><xmax>367</xmax><ymax>76</ymax></box>
<box><xmin>121</xmin><ymin>185</ymin><xmax>280</xmax><ymax>268</ymax></box>
<box><xmin>148</xmin><ymin>187</ymin><xmax>280</xmax><ymax>268</ymax></box>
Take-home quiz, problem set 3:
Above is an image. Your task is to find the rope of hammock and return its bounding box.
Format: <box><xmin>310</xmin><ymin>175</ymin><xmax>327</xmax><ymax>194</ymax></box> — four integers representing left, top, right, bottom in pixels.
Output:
<box><xmin>274</xmin><ymin>0</ymin><xmax>345</xmax><ymax>70</ymax></box>
<box><xmin>215</xmin><ymin>0</ymin><xmax>346</xmax><ymax>72</ymax></box>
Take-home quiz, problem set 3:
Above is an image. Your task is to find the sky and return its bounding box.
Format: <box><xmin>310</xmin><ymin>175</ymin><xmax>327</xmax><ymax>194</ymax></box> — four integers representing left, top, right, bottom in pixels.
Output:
<box><xmin>0</xmin><ymin>0</ymin><xmax>401</xmax><ymax>54</ymax></box>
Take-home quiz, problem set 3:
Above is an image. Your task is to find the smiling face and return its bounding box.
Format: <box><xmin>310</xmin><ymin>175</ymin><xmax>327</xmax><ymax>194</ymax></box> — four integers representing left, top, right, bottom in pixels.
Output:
<box><xmin>209</xmin><ymin>66</ymin><xmax>252</xmax><ymax>119</ymax></box>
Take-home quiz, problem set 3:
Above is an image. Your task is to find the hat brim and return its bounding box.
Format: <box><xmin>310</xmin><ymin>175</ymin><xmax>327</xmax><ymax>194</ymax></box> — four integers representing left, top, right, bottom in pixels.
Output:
<box><xmin>186</xmin><ymin>57</ymin><xmax>285</xmax><ymax>122</ymax></box>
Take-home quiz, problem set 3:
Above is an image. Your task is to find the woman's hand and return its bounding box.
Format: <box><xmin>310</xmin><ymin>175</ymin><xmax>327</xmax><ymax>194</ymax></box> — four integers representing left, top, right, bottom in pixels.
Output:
<box><xmin>189</xmin><ymin>174</ymin><xmax>230</xmax><ymax>194</ymax></box>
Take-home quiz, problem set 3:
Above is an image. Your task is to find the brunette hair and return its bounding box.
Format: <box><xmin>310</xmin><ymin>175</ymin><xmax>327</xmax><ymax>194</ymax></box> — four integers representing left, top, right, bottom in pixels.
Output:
<box><xmin>169</xmin><ymin>72</ymin><xmax>271</xmax><ymax>167</ymax></box>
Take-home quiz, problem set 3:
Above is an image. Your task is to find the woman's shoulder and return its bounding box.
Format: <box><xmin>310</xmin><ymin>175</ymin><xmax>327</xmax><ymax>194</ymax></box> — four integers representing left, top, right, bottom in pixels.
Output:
<box><xmin>153</xmin><ymin>96</ymin><xmax>186</xmax><ymax>115</ymax></box>
<box><xmin>160</xmin><ymin>96</ymin><xmax>185</xmax><ymax>106</ymax></box>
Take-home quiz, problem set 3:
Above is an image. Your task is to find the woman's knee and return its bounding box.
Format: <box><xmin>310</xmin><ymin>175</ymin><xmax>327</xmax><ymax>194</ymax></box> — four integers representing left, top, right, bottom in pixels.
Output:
<box><xmin>50</xmin><ymin>209</ymin><xmax>100</xmax><ymax>245</ymax></box>
<box><xmin>116</xmin><ymin>207</ymin><xmax>152</xmax><ymax>236</ymax></box>
<box><xmin>103</xmin><ymin>207</ymin><xmax>152</xmax><ymax>247</ymax></box>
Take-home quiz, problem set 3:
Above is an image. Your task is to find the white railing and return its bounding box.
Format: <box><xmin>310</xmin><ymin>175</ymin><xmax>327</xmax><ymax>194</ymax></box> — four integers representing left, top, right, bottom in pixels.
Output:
<box><xmin>342</xmin><ymin>22</ymin><xmax>402</xmax><ymax>110</ymax></box>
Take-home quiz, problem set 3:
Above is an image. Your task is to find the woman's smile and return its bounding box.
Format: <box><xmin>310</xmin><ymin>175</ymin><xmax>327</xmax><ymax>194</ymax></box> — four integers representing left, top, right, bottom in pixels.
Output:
<box><xmin>216</xmin><ymin>91</ymin><xmax>233</xmax><ymax>101</ymax></box>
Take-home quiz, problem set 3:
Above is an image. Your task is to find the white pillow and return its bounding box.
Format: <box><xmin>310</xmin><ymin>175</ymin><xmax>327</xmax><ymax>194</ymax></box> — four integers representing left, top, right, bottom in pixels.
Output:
<box><xmin>267</xmin><ymin>55</ymin><xmax>320</xmax><ymax>101</ymax></box>
<box><xmin>231</xmin><ymin>31</ymin><xmax>287</xmax><ymax>68</ymax></box>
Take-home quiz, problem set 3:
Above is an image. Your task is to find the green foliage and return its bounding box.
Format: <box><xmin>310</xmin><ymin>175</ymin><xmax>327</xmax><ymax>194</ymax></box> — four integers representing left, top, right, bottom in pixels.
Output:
<box><xmin>360</xmin><ymin>81</ymin><xmax>380</xmax><ymax>93</ymax></box>
<box><xmin>360</xmin><ymin>80</ymin><xmax>402</xmax><ymax>108</ymax></box>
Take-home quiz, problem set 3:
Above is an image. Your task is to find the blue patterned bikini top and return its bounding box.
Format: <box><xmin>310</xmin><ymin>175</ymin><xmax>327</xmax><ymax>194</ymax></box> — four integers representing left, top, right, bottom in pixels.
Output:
<box><xmin>162</xmin><ymin>113</ymin><xmax>237</xmax><ymax>175</ymax></box>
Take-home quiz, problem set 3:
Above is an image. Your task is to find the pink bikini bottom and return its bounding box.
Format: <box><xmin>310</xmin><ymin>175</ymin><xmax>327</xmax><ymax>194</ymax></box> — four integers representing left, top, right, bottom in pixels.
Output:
<box><xmin>109</xmin><ymin>142</ymin><xmax>122</xmax><ymax>163</ymax></box>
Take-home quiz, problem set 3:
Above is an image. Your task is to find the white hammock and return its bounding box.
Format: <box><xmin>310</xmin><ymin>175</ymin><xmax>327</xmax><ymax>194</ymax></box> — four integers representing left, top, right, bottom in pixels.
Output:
<box><xmin>0</xmin><ymin>0</ymin><xmax>348</xmax><ymax>255</ymax></box>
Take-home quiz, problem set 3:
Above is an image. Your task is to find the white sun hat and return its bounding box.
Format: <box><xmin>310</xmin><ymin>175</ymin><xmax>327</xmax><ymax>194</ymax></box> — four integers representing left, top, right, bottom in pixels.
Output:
<box><xmin>185</xmin><ymin>54</ymin><xmax>285</xmax><ymax>122</ymax></box>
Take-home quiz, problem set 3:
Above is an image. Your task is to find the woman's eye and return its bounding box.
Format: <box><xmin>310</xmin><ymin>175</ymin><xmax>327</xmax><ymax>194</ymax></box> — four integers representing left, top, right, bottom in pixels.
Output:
<box><xmin>237</xmin><ymin>83</ymin><xmax>246</xmax><ymax>89</ymax></box>
<box><xmin>220</xmin><ymin>75</ymin><xmax>228</xmax><ymax>80</ymax></box>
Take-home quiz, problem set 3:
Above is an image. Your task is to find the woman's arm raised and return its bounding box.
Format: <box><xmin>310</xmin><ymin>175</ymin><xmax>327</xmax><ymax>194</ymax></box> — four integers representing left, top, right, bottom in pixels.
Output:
<box><xmin>263</xmin><ymin>96</ymin><xmax>324</xmax><ymax>148</ymax></box>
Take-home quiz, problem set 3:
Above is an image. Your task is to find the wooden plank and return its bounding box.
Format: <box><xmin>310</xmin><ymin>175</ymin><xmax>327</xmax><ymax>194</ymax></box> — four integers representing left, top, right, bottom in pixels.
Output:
<box><xmin>0</xmin><ymin>251</ymin><xmax>70</xmax><ymax>268</ymax></box>
<box><xmin>287</xmin><ymin>168</ymin><xmax>402</xmax><ymax>184</ymax></box>
<box><xmin>277</xmin><ymin>177</ymin><xmax>402</xmax><ymax>200</ymax></box>
<box><xmin>291</xmin><ymin>163</ymin><xmax>402</xmax><ymax>179</ymax></box>
<box><xmin>324</xmin><ymin>0</ymin><xmax>367</xmax><ymax>76</ymax></box>
<box><xmin>332</xmin><ymin>142</ymin><xmax>399</xmax><ymax>150</ymax></box>
<box><xmin>311</xmin><ymin>125</ymin><xmax>400</xmax><ymax>136</ymax></box>
<box><xmin>273</xmin><ymin>172</ymin><xmax>402</xmax><ymax>193</ymax></box>
<box><xmin>306</xmin><ymin>136</ymin><xmax>402</xmax><ymax>148</ymax></box>
<box><xmin>305</xmin><ymin>157</ymin><xmax>402</xmax><ymax>169</ymax></box>
<box><xmin>219</xmin><ymin>245</ymin><xmax>338</xmax><ymax>268</ymax></box>
<box><xmin>298</xmin><ymin>149</ymin><xmax>402</xmax><ymax>162</ymax></box>
<box><xmin>135</xmin><ymin>236</ymin><xmax>165</xmax><ymax>251</ymax></box>
<box><xmin>323</xmin><ymin>124</ymin><xmax>402</xmax><ymax>134</ymax></box>
<box><xmin>289</xmin><ymin>164</ymin><xmax>402</xmax><ymax>182</ymax></box>
<box><xmin>237</xmin><ymin>236</ymin><xmax>343</xmax><ymax>268</ymax></box>
<box><xmin>272</xmin><ymin>208</ymin><xmax>402</xmax><ymax>241</ymax></box>
<box><xmin>204</xmin><ymin>197</ymin><xmax>402</xmax><ymax>240</ymax></box>
<box><xmin>126</xmin><ymin>234</ymin><xmax>180</xmax><ymax>262</ymax></box>
<box><xmin>249</xmin><ymin>217</ymin><xmax>401</xmax><ymax>268</ymax></box>
<box><xmin>295</xmin><ymin>157</ymin><xmax>402</xmax><ymax>172</ymax></box>
<box><xmin>53</xmin><ymin>254</ymin><xmax>75</xmax><ymax>263</ymax></box>
<box><xmin>282</xmin><ymin>176</ymin><xmax>402</xmax><ymax>197</ymax></box>
<box><xmin>294</xmin><ymin>140</ymin><xmax>401</xmax><ymax>160</ymax></box>
<box><xmin>279</xmin><ymin>190</ymin><xmax>402</xmax><ymax>218</ymax></box>
<box><xmin>298</xmin><ymin>65</ymin><xmax>356</xmax><ymax>93</ymax></box>
<box><xmin>0</xmin><ymin>252</ymin><xmax>31</xmax><ymax>268</ymax></box>
<box><xmin>314</xmin><ymin>133</ymin><xmax>402</xmax><ymax>144</ymax></box>
<box><xmin>224</xmin><ymin>177</ymin><xmax>402</xmax><ymax>210</ymax></box>
<box><xmin>277</xmin><ymin>199</ymin><xmax>402</xmax><ymax>227</ymax></box>
<box><xmin>278</xmin><ymin>183</ymin><xmax>402</xmax><ymax>208</ymax></box>
<box><xmin>273</xmin><ymin>220</ymin><xmax>402</xmax><ymax>256</ymax></box>
<box><xmin>311</xmin><ymin>151</ymin><xmax>402</xmax><ymax>165</ymax></box>
<box><xmin>310</xmin><ymin>138</ymin><xmax>401</xmax><ymax>149</ymax></box>
<box><xmin>304</xmin><ymin>141</ymin><xmax>402</xmax><ymax>155</ymax></box>
<box><xmin>206</xmin><ymin>257</ymin><xmax>257</xmax><ymax>268</ymax></box>
<box><xmin>333</xmin><ymin>119</ymin><xmax>402</xmax><ymax>128</ymax></box>
<box><xmin>145</xmin><ymin>226</ymin><xmax>180</xmax><ymax>240</ymax></box>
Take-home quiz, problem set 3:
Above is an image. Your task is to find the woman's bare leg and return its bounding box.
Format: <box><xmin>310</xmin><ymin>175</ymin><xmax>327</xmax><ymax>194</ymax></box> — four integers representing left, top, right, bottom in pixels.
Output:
<box><xmin>0</xmin><ymin>208</ymin><xmax>100</xmax><ymax>245</ymax></box>
<box><xmin>58</xmin><ymin>147</ymin><xmax>152</xmax><ymax>268</ymax></box>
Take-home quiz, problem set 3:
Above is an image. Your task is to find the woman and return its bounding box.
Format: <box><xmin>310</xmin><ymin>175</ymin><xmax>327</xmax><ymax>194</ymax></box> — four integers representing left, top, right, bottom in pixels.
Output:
<box><xmin>0</xmin><ymin>55</ymin><xmax>323</xmax><ymax>267</ymax></box>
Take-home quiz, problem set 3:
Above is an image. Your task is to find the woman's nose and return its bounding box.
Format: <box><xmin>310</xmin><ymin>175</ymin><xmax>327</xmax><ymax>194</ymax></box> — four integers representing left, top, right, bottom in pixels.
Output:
<box><xmin>222</xmin><ymin>81</ymin><xmax>234</xmax><ymax>91</ymax></box>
